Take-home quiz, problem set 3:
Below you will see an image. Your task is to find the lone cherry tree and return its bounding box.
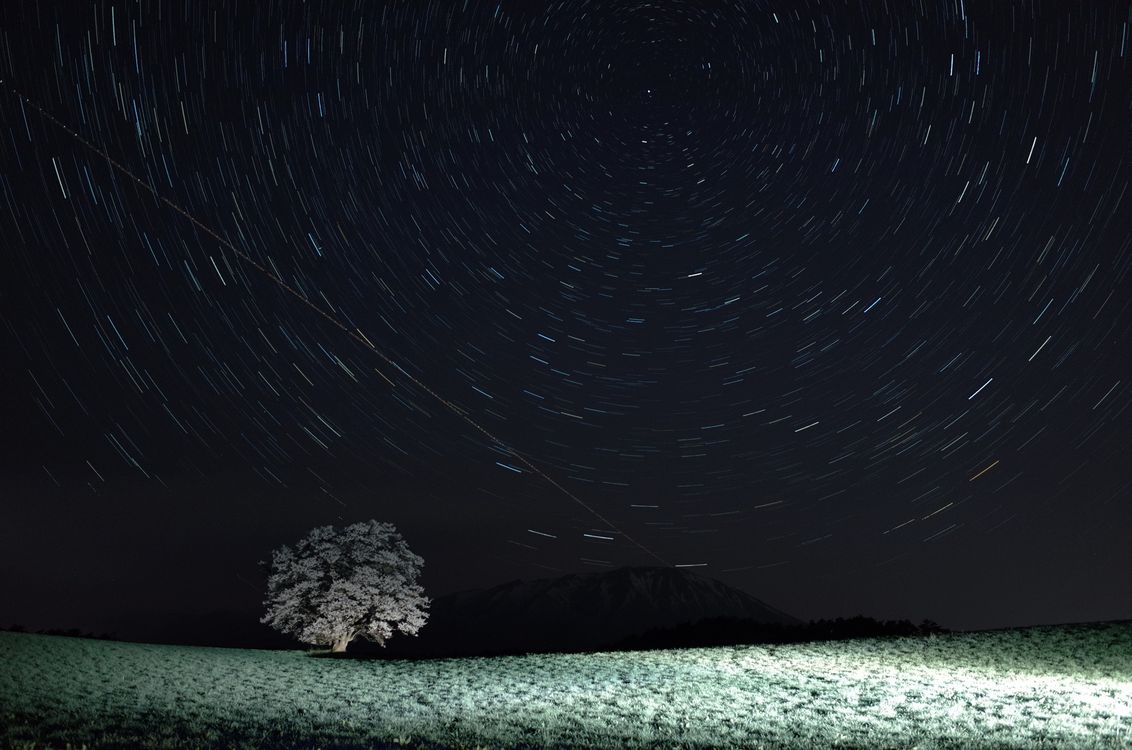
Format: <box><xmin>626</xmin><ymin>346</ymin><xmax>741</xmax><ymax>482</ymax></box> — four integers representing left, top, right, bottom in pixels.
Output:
<box><xmin>261</xmin><ymin>520</ymin><xmax>430</xmax><ymax>653</ymax></box>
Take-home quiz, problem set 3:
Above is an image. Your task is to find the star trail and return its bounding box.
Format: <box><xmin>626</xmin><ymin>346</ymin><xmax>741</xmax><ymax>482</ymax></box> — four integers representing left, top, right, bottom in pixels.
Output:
<box><xmin>1</xmin><ymin>0</ymin><xmax>1129</xmax><ymax>631</ymax></box>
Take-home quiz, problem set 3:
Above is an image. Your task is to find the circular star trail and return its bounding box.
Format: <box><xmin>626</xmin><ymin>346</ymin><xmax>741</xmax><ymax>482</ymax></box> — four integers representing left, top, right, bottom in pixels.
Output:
<box><xmin>1</xmin><ymin>0</ymin><xmax>1129</xmax><ymax>624</ymax></box>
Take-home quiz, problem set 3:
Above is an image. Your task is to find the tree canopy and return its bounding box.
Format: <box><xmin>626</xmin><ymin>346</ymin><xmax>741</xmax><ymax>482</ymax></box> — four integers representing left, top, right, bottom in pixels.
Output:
<box><xmin>261</xmin><ymin>520</ymin><xmax>429</xmax><ymax>652</ymax></box>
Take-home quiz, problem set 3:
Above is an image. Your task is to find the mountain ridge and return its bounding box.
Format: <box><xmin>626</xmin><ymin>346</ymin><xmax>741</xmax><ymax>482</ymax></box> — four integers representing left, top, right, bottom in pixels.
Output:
<box><xmin>375</xmin><ymin>565</ymin><xmax>798</xmax><ymax>657</ymax></box>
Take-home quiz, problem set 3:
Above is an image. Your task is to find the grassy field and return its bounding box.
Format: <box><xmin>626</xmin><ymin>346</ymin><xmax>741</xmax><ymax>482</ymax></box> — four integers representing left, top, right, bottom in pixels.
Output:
<box><xmin>1</xmin><ymin>623</ymin><xmax>1130</xmax><ymax>749</ymax></box>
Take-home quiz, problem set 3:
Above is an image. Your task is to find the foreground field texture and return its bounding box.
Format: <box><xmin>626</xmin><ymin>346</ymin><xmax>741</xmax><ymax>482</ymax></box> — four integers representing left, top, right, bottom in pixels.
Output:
<box><xmin>2</xmin><ymin>623</ymin><xmax>1130</xmax><ymax>749</ymax></box>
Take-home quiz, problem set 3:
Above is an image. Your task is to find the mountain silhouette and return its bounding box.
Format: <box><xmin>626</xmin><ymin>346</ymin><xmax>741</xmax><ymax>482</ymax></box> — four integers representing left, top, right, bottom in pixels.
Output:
<box><xmin>376</xmin><ymin>565</ymin><xmax>798</xmax><ymax>657</ymax></box>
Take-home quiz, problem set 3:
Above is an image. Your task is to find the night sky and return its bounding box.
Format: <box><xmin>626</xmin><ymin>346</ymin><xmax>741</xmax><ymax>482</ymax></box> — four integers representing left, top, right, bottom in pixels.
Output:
<box><xmin>1</xmin><ymin>0</ymin><xmax>1130</xmax><ymax>636</ymax></box>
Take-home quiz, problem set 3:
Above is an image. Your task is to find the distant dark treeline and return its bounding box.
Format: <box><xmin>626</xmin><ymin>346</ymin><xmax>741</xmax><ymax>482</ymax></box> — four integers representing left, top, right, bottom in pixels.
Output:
<box><xmin>3</xmin><ymin>625</ymin><xmax>119</xmax><ymax>641</ymax></box>
<box><xmin>612</xmin><ymin>616</ymin><xmax>948</xmax><ymax>651</ymax></box>
<box><xmin>3</xmin><ymin>616</ymin><xmax>949</xmax><ymax>654</ymax></box>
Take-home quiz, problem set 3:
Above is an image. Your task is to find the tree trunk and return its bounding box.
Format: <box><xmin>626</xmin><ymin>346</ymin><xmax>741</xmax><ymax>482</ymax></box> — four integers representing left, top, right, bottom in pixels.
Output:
<box><xmin>330</xmin><ymin>636</ymin><xmax>350</xmax><ymax>653</ymax></box>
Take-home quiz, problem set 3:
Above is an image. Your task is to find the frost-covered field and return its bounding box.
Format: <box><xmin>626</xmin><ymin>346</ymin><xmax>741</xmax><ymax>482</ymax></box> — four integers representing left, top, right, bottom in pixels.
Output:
<box><xmin>2</xmin><ymin>623</ymin><xmax>1130</xmax><ymax>749</ymax></box>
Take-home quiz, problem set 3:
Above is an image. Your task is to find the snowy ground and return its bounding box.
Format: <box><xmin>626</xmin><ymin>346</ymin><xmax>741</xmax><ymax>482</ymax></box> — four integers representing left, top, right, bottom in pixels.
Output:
<box><xmin>1</xmin><ymin>622</ymin><xmax>1130</xmax><ymax>749</ymax></box>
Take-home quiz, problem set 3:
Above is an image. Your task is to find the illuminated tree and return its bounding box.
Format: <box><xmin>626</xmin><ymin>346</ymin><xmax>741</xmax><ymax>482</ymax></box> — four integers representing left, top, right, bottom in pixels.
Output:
<box><xmin>261</xmin><ymin>520</ymin><xmax>429</xmax><ymax>652</ymax></box>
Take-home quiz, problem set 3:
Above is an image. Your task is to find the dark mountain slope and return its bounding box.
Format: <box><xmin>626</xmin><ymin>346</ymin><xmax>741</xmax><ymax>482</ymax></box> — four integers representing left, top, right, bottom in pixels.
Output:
<box><xmin>379</xmin><ymin>565</ymin><xmax>797</xmax><ymax>657</ymax></box>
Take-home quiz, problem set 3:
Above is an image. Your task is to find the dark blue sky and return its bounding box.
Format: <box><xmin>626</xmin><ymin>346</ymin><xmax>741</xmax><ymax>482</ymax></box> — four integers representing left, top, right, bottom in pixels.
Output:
<box><xmin>1</xmin><ymin>0</ymin><xmax>1130</xmax><ymax>634</ymax></box>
